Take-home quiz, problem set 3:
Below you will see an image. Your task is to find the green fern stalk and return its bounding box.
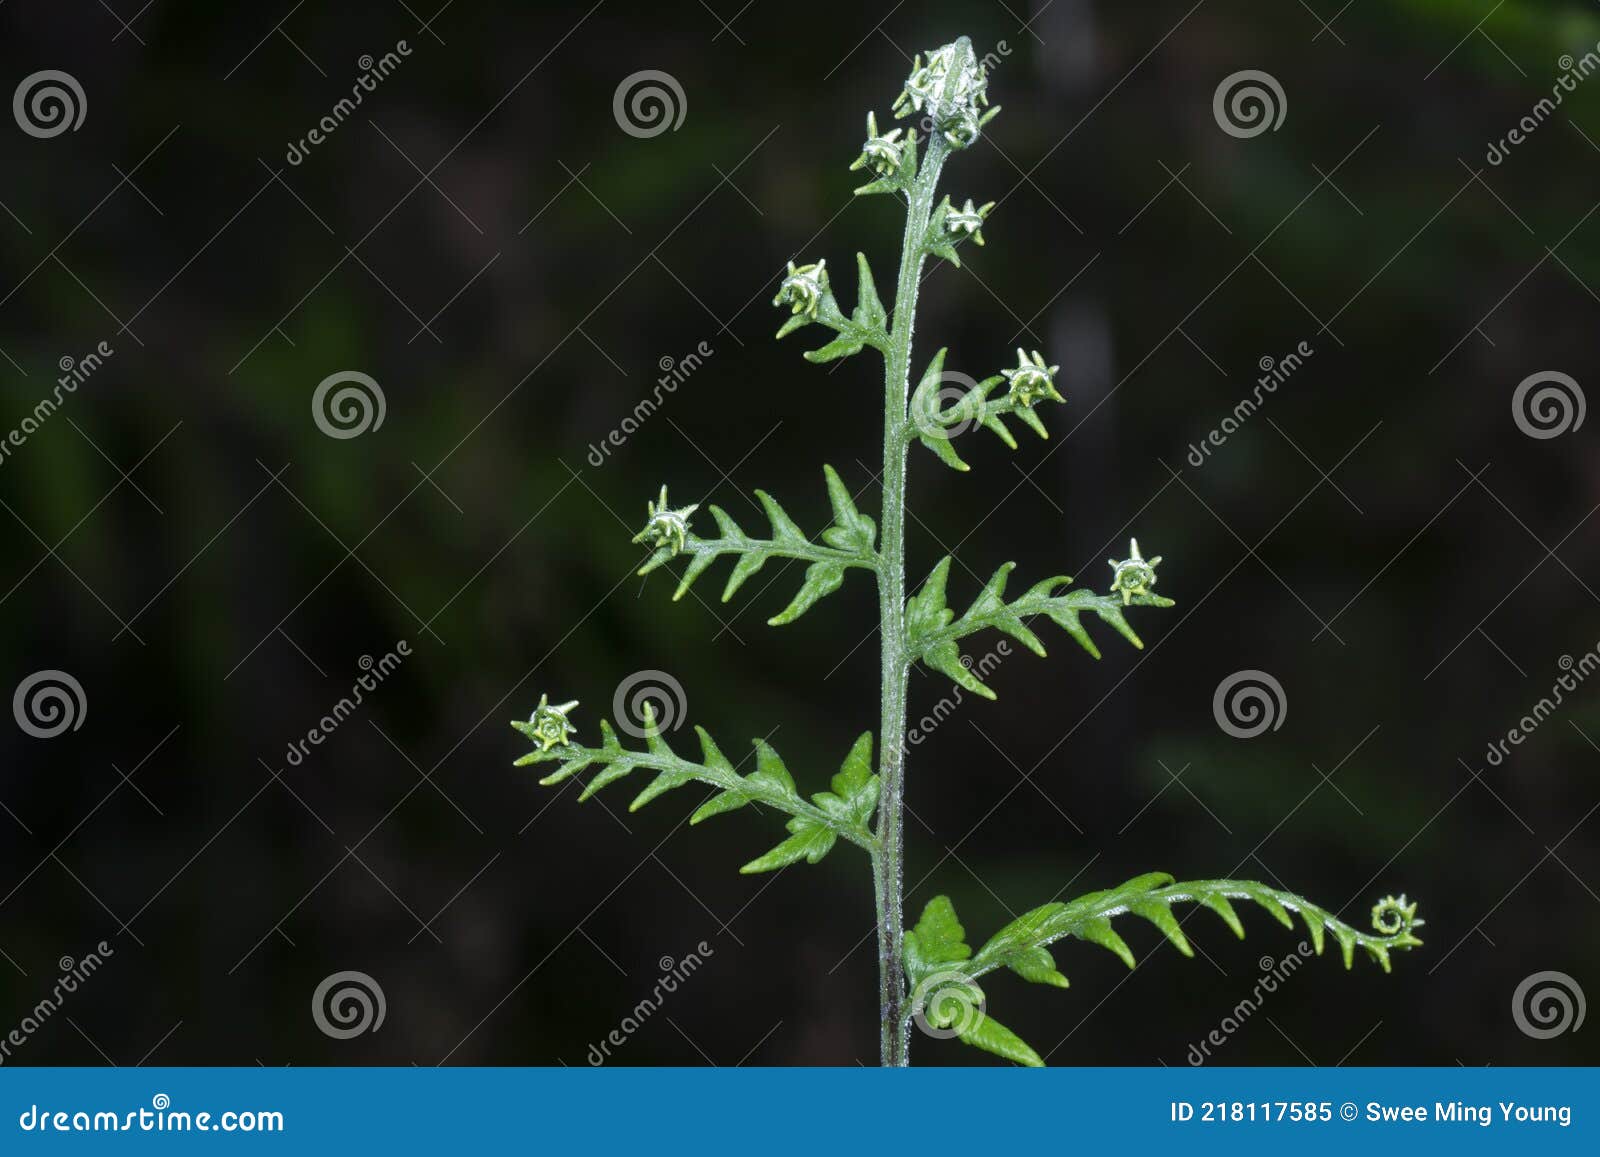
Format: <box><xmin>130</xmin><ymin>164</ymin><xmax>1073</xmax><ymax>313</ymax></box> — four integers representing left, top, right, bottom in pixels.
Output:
<box><xmin>870</xmin><ymin>83</ymin><xmax>951</xmax><ymax>1068</ymax></box>
<box><xmin>512</xmin><ymin>37</ymin><xmax>1423</xmax><ymax>1067</ymax></box>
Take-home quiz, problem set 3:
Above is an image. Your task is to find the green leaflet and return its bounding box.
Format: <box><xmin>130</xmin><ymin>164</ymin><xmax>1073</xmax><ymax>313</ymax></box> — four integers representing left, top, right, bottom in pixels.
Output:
<box><xmin>637</xmin><ymin>466</ymin><xmax>877</xmax><ymax>626</ymax></box>
<box><xmin>819</xmin><ymin>464</ymin><xmax>877</xmax><ymax>553</ymax></box>
<box><xmin>738</xmin><ymin>819</ymin><xmax>836</xmax><ymax>874</ymax></box>
<box><xmin>957</xmin><ymin>1015</ymin><xmax>1043</xmax><ymax>1068</ymax></box>
<box><xmin>905</xmin><ymin>557</ymin><xmax>1175</xmax><ymax>696</ymax></box>
<box><xmin>908</xmin><ymin>345</ymin><xmax>966</xmax><ymax>473</ymax></box>
<box><xmin>512</xmin><ymin>705</ymin><xmax>880</xmax><ymax>874</ymax></box>
<box><xmin>810</xmin><ymin>732</ymin><xmax>881</xmax><ymax>826</ymax></box>
<box><xmin>905</xmin><ymin>883</ymin><xmax>1422</xmax><ymax>1067</ymax></box>
<box><xmin>907</xmin><ymin>348</ymin><xmax>967</xmax><ymax>473</ymax></box>
<box><xmin>924</xmin><ymin>197</ymin><xmax>963</xmax><ymax>267</ymax></box>
<box><xmin>904</xmin><ymin>894</ymin><xmax>972</xmax><ymax>977</ymax></box>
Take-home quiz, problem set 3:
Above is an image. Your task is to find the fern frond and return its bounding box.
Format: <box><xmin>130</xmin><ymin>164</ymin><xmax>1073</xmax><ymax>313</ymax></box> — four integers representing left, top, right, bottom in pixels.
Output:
<box><xmin>905</xmin><ymin>557</ymin><xmax>1174</xmax><ymax>696</ymax></box>
<box><xmin>904</xmin><ymin>879</ymin><xmax>1423</xmax><ymax>1066</ymax></box>
<box><xmin>908</xmin><ymin>346</ymin><xmax>1063</xmax><ymax>472</ymax></box>
<box><xmin>512</xmin><ymin>703</ymin><xmax>879</xmax><ymax>873</ymax></box>
<box><xmin>970</xmin><ymin>874</ymin><xmax>1423</xmax><ymax>979</ymax></box>
<box><xmin>922</xmin><ymin>195</ymin><xmax>992</xmax><ymax>267</ymax></box>
<box><xmin>851</xmin><ymin>115</ymin><xmax>919</xmax><ymax>197</ymax></box>
<box><xmin>775</xmin><ymin>252</ymin><xmax>890</xmax><ymax>362</ymax></box>
<box><xmin>637</xmin><ymin>466</ymin><xmax>877</xmax><ymax>626</ymax></box>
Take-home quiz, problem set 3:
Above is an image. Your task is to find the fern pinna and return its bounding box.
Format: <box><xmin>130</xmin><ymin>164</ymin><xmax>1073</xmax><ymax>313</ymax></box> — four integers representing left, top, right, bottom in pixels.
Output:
<box><xmin>513</xmin><ymin>37</ymin><xmax>1423</xmax><ymax>1066</ymax></box>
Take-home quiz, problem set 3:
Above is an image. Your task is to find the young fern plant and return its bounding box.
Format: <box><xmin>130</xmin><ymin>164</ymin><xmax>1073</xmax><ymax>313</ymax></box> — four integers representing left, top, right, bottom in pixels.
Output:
<box><xmin>513</xmin><ymin>38</ymin><xmax>1424</xmax><ymax>1067</ymax></box>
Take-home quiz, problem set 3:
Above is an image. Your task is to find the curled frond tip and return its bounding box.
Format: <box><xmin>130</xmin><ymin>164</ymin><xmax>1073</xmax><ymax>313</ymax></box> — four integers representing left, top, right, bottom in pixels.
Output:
<box><xmin>1108</xmin><ymin>537</ymin><xmax>1163</xmax><ymax>606</ymax></box>
<box><xmin>632</xmin><ymin>484</ymin><xmax>698</xmax><ymax>556</ymax></box>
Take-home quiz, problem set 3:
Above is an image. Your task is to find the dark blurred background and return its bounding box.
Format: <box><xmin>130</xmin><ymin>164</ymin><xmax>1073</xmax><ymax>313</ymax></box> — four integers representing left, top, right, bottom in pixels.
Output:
<box><xmin>1</xmin><ymin>0</ymin><xmax>1597</xmax><ymax>1067</ymax></box>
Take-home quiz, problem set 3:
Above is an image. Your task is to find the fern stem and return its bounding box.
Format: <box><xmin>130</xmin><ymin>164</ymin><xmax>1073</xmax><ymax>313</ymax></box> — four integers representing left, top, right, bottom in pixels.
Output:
<box><xmin>874</xmin><ymin>134</ymin><xmax>950</xmax><ymax>1068</ymax></box>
